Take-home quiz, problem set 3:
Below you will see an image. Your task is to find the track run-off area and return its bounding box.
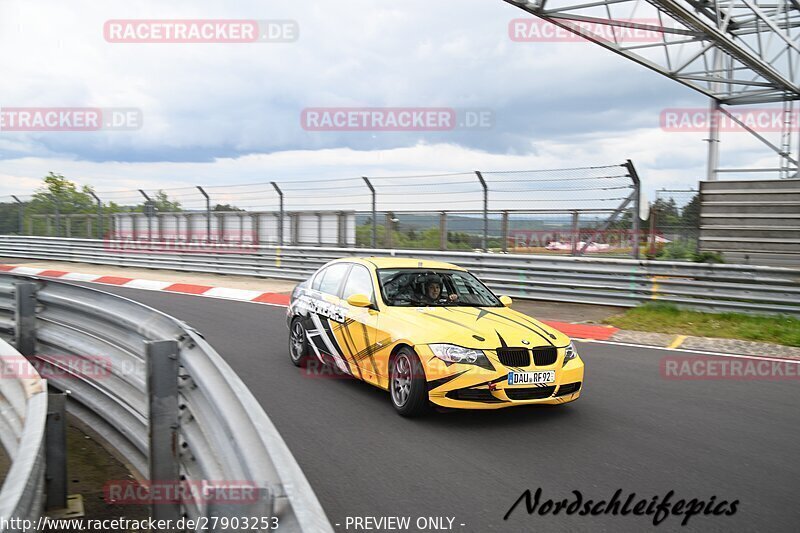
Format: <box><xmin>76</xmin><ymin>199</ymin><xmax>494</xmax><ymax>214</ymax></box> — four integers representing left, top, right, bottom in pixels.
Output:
<box><xmin>80</xmin><ymin>283</ymin><xmax>799</xmax><ymax>532</ymax></box>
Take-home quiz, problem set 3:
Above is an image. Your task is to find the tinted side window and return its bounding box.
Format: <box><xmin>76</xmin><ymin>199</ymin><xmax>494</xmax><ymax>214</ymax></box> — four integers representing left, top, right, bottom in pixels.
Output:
<box><xmin>318</xmin><ymin>263</ymin><xmax>350</xmax><ymax>296</ymax></box>
<box><xmin>342</xmin><ymin>265</ymin><xmax>374</xmax><ymax>301</ymax></box>
<box><xmin>311</xmin><ymin>267</ymin><xmax>327</xmax><ymax>291</ymax></box>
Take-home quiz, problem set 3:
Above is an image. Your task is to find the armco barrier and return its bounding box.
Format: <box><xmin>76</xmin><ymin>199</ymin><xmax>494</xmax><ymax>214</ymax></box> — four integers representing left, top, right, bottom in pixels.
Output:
<box><xmin>0</xmin><ymin>338</ymin><xmax>47</xmax><ymax>533</ymax></box>
<box><xmin>0</xmin><ymin>236</ymin><xmax>799</xmax><ymax>315</ymax></box>
<box><xmin>0</xmin><ymin>273</ymin><xmax>333</xmax><ymax>532</ymax></box>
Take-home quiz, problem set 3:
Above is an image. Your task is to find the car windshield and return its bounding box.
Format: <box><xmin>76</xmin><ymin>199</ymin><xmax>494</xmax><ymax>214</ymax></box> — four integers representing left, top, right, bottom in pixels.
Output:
<box><xmin>377</xmin><ymin>268</ymin><xmax>502</xmax><ymax>307</ymax></box>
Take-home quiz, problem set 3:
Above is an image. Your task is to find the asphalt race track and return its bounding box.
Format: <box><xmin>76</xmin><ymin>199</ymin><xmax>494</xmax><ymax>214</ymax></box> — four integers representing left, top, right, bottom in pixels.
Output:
<box><xmin>84</xmin><ymin>284</ymin><xmax>800</xmax><ymax>532</ymax></box>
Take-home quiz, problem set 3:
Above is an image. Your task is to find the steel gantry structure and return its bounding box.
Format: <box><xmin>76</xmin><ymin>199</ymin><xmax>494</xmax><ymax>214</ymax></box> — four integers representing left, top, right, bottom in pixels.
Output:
<box><xmin>504</xmin><ymin>0</ymin><xmax>800</xmax><ymax>179</ymax></box>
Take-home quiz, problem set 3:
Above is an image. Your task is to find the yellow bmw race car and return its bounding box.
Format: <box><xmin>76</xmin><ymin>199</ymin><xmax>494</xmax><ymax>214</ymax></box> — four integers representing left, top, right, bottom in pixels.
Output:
<box><xmin>286</xmin><ymin>257</ymin><xmax>584</xmax><ymax>416</ymax></box>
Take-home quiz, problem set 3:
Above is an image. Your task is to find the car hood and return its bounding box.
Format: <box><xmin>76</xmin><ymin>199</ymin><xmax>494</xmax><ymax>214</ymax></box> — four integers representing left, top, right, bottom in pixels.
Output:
<box><xmin>383</xmin><ymin>305</ymin><xmax>570</xmax><ymax>349</ymax></box>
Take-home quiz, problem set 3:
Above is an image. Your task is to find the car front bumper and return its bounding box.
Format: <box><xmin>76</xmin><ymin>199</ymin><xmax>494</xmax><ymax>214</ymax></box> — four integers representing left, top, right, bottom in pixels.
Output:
<box><xmin>418</xmin><ymin>345</ymin><xmax>585</xmax><ymax>410</ymax></box>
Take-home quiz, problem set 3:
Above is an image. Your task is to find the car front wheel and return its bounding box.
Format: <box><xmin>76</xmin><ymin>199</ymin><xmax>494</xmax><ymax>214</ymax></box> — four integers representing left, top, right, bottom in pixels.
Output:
<box><xmin>390</xmin><ymin>348</ymin><xmax>430</xmax><ymax>417</ymax></box>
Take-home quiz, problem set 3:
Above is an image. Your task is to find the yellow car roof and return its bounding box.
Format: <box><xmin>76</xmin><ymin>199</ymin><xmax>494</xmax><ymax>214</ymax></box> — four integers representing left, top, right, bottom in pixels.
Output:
<box><xmin>332</xmin><ymin>257</ymin><xmax>466</xmax><ymax>271</ymax></box>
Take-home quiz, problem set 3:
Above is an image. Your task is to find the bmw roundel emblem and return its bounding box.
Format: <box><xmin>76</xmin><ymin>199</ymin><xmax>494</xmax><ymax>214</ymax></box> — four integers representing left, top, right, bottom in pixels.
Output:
<box><xmin>521</xmin><ymin>340</ymin><xmax>530</xmax><ymax>345</ymax></box>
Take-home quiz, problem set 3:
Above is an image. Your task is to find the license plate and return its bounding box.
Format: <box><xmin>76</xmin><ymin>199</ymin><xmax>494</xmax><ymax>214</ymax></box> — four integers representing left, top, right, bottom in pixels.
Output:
<box><xmin>507</xmin><ymin>371</ymin><xmax>555</xmax><ymax>386</ymax></box>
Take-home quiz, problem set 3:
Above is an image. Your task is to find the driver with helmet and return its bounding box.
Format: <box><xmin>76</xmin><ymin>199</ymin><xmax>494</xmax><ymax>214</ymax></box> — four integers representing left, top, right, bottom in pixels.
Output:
<box><xmin>419</xmin><ymin>273</ymin><xmax>458</xmax><ymax>304</ymax></box>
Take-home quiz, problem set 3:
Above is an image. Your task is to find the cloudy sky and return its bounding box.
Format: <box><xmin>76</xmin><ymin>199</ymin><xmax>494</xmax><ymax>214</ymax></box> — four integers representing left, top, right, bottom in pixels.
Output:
<box><xmin>0</xmin><ymin>0</ymin><xmax>787</xmax><ymax>206</ymax></box>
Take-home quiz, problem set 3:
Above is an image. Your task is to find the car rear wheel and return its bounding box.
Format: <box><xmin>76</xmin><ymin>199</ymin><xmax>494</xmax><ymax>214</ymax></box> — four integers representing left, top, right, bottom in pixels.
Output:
<box><xmin>390</xmin><ymin>348</ymin><xmax>430</xmax><ymax>417</ymax></box>
<box><xmin>289</xmin><ymin>318</ymin><xmax>309</xmax><ymax>367</ymax></box>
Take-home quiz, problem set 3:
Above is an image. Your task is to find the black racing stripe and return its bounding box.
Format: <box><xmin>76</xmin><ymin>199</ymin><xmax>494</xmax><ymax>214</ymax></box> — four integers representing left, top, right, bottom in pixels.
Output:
<box><xmin>323</xmin><ymin>317</ymin><xmax>350</xmax><ymax>363</ymax></box>
<box><xmin>467</xmin><ymin>375</ymin><xmax>509</xmax><ymax>389</ymax></box>
<box><xmin>351</xmin><ymin>341</ymin><xmax>383</xmax><ymax>362</ymax></box>
<box><xmin>309</xmin><ymin>333</ymin><xmax>328</xmax><ymax>354</ymax></box>
<box><xmin>427</xmin><ymin>370</ymin><xmax>470</xmax><ymax>392</ymax></box>
<box><xmin>346</xmin><ymin>330</ymin><xmax>387</xmax><ymax>363</ymax></box>
<box><xmin>496</xmin><ymin>330</ymin><xmax>508</xmax><ymax>348</ymax></box>
<box><xmin>448</xmin><ymin>307</ymin><xmax>550</xmax><ymax>343</ymax></box>
<box><xmin>305</xmin><ymin>324</ymin><xmax>328</xmax><ymax>354</ymax></box>
<box><xmin>466</xmin><ymin>309</ymin><xmax>555</xmax><ymax>347</ymax></box>
<box><xmin>509</xmin><ymin>312</ymin><xmax>559</xmax><ymax>341</ymax></box>
<box><xmin>423</xmin><ymin>313</ymin><xmax>481</xmax><ymax>333</ymax></box>
<box><xmin>339</xmin><ymin>323</ymin><xmax>363</xmax><ymax>379</ymax></box>
<box><xmin>342</xmin><ymin>323</ymin><xmax>382</xmax><ymax>379</ymax></box>
<box><xmin>357</xmin><ymin>322</ymin><xmax>380</xmax><ymax>377</ymax></box>
<box><xmin>445</xmin><ymin>388</ymin><xmax>508</xmax><ymax>404</ymax></box>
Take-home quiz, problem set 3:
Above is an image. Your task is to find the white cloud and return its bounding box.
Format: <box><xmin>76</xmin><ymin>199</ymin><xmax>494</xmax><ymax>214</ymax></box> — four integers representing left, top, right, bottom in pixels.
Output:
<box><xmin>0</xmin><ymin>0</ymin><xmax>790</xmax><ymax>206</ymax></box>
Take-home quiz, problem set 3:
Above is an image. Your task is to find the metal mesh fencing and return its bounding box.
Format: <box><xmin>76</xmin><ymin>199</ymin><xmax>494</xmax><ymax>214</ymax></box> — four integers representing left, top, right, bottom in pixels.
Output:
<box><xmin>650</xmin><ymin>189</ymin><xmax>701</xmax><ymax>260</ymax></box>
<box><xmin>0</xmin><ymin>161</ymin><xmax>644</xmax><ymax>256</ymax></box>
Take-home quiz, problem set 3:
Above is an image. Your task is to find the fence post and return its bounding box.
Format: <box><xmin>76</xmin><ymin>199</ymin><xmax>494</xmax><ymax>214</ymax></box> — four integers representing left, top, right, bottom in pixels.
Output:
<box><xmin>384</xmin><ymin>213</ymin><xmax>394</xmax><ymax>248</ymax></box>
<box><xmin>184</xmin><ymin>213</ymin><xmax>192</xmax><ymax>242</ymax></box>
<box><xmin>129</xmin><ymin>214</ymin><xmax>136</xmax><ymax>241</ymax></box>
<box><xmin>290</xmin><ymin>213</ymin><xmax>299</xmax><ymax>245</ymax></box>
<box><xmin>11</xmin><ymin>195</ymin><xmax>24</xmax><ymax>235</ymax></box>
<box><xmin>89</xmin><ymin>192</ymin><xmax>103</xmax><ymax>239</ymax></box>
<box><xmin>337</xmin><ymin>212</ymin><xmax>347</xmax><ymax>247</ymax></box>
<box><xmin>649</xmin><ymin>204</ymin><xmax>657</xmax><ymax>257</ymax></box>
<box><xmin>363</xmin><ymin>177</ymin><xmax>377</xmax><ymax>248</ymax></box>
<box><xmin>501</xmin><ymin>211</ymin><xmax>509</xmax><ymax>253</ymax></box>
<box><xmin>45</xmin><ymin>392</ymin><xmax>68</xmax><ymax>510</ymax></box>
<box><xmin>146</xmin><ymin>339</ymin><xmax>181</xmax><ymax>523</ymax></box>
<box><xmin>197</xmin><ymin>186</ymin><xmax>211</xmax><ymax>243</ymax></box>
<box><xmin>570</xmin><ymin>211</ymin><xmax>580</xmax><ymax>256</ymax></box>
<box><xmin>251</xmin><ymin>213</ymin><xmax>261</xmax><ymax>245</ymax></box>
<box><xmin>625</xmin><ymin>160</ymin><xmax>642</xmax><ymax>259</ymax></box>
<box><xmin>139</xmin><ymin>190</ymin><xmax>153</xmax><ymax>241</ymax></box>
<box><xmin>50</xmin><ymin>194</ymin><xmax>61</xmax><ymax>238</ymax></box>
<box><xmin>271</xmin><ymin>182</ymin><xmax>284</xmax><ymax>246</ymax></box>
<box><xmin>14</xmin><ymin>281</ymin><xmax>36</xmax><ymax>356</ymax></box>
<box><xmin>158</xmin><ymin>213</ymin><xmax>165</xmax><ymax>242</ymax></box>
<box><xmin>439</xmin><ymin>212</ymin><xmax>448</xmax><ymax>251</ymax></box>
<box><xmin>475</xmin><ymin>171</ymin><xmax>488</xmax><ymax>252</ymax></box>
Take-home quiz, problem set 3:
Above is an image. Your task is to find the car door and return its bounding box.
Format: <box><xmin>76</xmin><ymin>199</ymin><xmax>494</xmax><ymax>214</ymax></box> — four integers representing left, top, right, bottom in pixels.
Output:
<box><xmin>303</xmin><ymin>262</ymin><xmax>352</xmax><ymax>374</ymax></box>
<box><xmin>338</xmin><ymin>264</ymin><xmax>383</xmax><ymax>387</ymax></box>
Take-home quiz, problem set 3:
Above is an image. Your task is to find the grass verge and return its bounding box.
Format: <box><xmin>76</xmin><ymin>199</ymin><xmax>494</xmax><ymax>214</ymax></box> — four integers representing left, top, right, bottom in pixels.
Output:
<box><xmin>603</xmin><ymin>303</ymin><xmax>800</xmax><ymax>347</ymax></box>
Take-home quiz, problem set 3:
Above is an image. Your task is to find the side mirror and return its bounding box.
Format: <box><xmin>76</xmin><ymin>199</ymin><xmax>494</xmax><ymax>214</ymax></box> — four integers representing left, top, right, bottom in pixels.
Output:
<box><xmin>347</xmin><ymin>293</ymin><xmax>373</xmax><ymax>308</ymax></box>
<box><xmin>499</xmin><ymin>295</ymin><xmax>513</xmax><ymax>307</ymax></box>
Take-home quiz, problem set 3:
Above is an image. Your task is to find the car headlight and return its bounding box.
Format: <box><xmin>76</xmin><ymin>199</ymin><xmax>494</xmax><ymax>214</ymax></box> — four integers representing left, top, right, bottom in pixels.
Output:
<box><xmin>563</xmin><ymin>342</ymin><xmax>578</xmax><ymax>366</ymax></box>
<box><xmin>429</xmin><ymin>344</ymin><xmax>484</xmax><ymax>365</ymax></box>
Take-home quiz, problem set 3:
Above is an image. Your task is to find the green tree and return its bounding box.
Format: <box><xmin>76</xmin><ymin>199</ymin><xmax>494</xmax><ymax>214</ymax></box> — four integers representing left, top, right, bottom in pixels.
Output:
<box><xmin>681</xmin><ymin>194</ymin><xmax>701</xmax><ymax>229</ymax></box>
<box><xmin>0</xmin><ymin>202</ymin><xmax>22</xmax><ymax>234</ymax></box>
<box><xmin>28</xmin><ymin>173</ymin><xmax>96</xmax><ymax>215</ymax></box>
<box><xmin>213</xmin><ymin>203</ymin><xmax>244</xmax><ymax>212</ymax></box>
<box><xmin>138</xmin><ymin>190</ymin><xmax>182</xmax><ymax>213</ymax></box>
<box><xmin>652</xmin><ymin>197</ymin><xmax>681</xmax><ymax>228</ymax></box>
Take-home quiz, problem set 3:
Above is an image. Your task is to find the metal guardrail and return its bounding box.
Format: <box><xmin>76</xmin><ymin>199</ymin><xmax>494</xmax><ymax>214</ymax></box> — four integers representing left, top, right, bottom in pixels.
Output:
<box><xmin>0</xmin><ymin>272</ymin><xmax>333</xmax><ymax>532</ymax></box>
<box><xmin>0</xmin><ymin>338</ymin><xmax>47</xmax><ymax>532</ymax></box>
<box><xmin>0</xmin><ymin>236</ymin><xmax>799</xmax><ymax>315</ymax></box>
